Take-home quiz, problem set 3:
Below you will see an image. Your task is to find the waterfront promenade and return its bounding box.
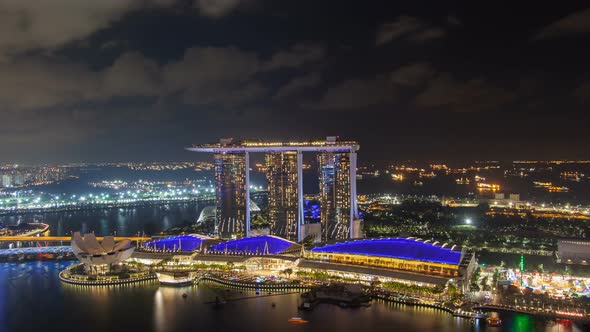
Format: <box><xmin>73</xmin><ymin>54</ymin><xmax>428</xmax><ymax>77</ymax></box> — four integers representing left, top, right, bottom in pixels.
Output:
<box><xmin>0</xmin><ymin>236</ymin><xmax>150</xmax><ymax>242</ymax></box>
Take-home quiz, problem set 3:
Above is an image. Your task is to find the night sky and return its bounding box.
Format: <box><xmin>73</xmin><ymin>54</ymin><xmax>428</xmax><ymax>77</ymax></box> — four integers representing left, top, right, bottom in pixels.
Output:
<box><xmin>1</xmin><ymin>0</ymin><xmax>589</xmax><ymax>163</ymax></box>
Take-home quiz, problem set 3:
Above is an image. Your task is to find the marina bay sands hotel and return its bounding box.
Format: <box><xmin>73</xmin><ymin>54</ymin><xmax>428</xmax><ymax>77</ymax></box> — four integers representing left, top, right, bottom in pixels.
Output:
<box><xmin>187</xmin><ymin>137</ymin><xmax>361</xmax><ymax>242</ymax></box>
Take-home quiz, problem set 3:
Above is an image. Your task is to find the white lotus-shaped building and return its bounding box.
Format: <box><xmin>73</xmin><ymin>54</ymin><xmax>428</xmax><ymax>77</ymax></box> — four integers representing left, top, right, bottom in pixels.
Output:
<box><xmin>71</xmin><ymin>232</ymin><xmax>134</xmax><ymax>266</ymax></box>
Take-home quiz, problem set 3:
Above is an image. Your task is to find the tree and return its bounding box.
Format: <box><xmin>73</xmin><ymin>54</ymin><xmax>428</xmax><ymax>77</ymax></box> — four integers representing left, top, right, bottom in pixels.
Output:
<box><xmin>474</xmin><ymin>266</ymin><xmax>482</xmax><ymax>278</ymax></box>
<box><xmin>283</xmin><ymin>268</ymin><xmax>293</xmax><ymax>278</ymax></box>
<box><xmin>447</xmin><ymin>283</ymin><xmax>459</xmax><ymax>300</ymax></box>
<box><xmin>492</xmin><ymin>269</ymin><xmax>499</xmax><ymax>287</ymax></box>
<box><xmin>480</xmin><ymin>276</ymin><xmax>489</xmax><ymax>291</ymax></box>
<box><xmin>371</xmin><ymin>277</ymin><xmax>382</xmax><ymax>288</ymax></box>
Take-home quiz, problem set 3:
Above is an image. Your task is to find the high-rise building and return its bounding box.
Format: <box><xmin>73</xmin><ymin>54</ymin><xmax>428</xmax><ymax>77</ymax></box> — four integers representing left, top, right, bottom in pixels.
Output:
<box><xmin>318</xmin><ymin>152</ymin><xmax>336</xmax><ymax>241</ymax></box>
<box><xmin>14</xmin><ymin>174</ymin><xmax>24</xmax><ymax>186</ymax></box>
<box><xmin>1</xmin><ymin>174</ymin><xmax>12</xmax><ymax>187</ymax></box>
<box><xmin>214</xmin><ymin>152</ymin><xmax>248</xmax><ymax>238</ymax></box>
<box><xmin>189</xmin><ymin>137</ymin><xmax>359</xmax><ymax>241</ymax></box>
<box><xmin>265</xmin><ymin>152</ymin><xmax>299</xmax><ymax>240</ymax></box>
<box><xmin>318</xmin><ymin>152</ymin><xmax>354</xmax><ymax>241</ymax></box>
<box><xmin>334</xmin><ymin>153</ymin><xmax>351</xmax><ymax>232</ymax></box>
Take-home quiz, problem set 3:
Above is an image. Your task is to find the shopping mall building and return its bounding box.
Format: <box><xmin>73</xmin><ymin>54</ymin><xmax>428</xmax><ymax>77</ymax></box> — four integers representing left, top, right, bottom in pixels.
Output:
<box><xmin>132</xmin><ymin>235</ymin><xmax>476</xmax><ymax>290</ymax></box>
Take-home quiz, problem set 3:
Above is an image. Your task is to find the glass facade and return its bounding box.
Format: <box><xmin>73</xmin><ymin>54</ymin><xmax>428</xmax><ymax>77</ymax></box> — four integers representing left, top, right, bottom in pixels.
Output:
<box><xmin>265</xmin><ymin>152</ymin><xmax>299</xmax><ymax>240</ymax></box>
<box><xmin>318</xmin><ymin>152</ymin><xmax>352</xmax><ymax>241</ymax></box>
<box><xmin>214</xmin><ymin>152</ymin><xmax>247</xmax><ymax>238</ymax></box>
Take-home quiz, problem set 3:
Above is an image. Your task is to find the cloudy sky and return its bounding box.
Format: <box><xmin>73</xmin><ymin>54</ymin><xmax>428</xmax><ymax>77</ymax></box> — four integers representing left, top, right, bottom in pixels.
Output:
<box><xmin>1</xmin><ymin>0</ymin><xmax>589</xmax><ymax>163</ymax></box>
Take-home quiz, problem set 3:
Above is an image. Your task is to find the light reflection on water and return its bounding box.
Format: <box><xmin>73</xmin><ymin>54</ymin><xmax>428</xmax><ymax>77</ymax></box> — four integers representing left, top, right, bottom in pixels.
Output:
<box><xmin>0</xmin><ymin>261</ymin><xmax>586</xmax><ymax>332</ymax></box>
<box><xmin>0</xmin><ymin>202</ymin><xmax>207</xmax><ymax>237</ymax></box>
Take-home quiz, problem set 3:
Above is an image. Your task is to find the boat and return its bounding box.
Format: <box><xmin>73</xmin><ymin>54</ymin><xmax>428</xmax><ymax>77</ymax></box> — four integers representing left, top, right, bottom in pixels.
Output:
<box><xmin>157</xmin><ymin>272</ymin><xmax>194</xmax><ymax>287</ymax></box>
<box><xmin>487</xmin><ymin>317</ymin><xmax>502</xmax><ymax>327</ymax></box>
<box><xmin>288</xmin><ymin>317</ymin><xmax>308</xmax><ymax>324</ymax></box>
<box><xmin>159</xmin><ymin>277</ymin><xmax>194</xmax><ymax>287</ymax></box>
<box><xmin>453</xmin><ymin>311</ymin><xmax>487</xmax><ymax>319</ymax></box>
<box><xmin>299</xmin><ymin>301</ymin><xmax>316</xmax><ymax>310</ymax></box>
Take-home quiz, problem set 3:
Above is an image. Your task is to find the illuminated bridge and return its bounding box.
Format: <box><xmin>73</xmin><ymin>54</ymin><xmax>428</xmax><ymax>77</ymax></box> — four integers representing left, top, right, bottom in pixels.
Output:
<box><xmin>0</xmin><ymin>236</ymin><xmax>151</xmax><ymax>242</ymax></box>
<box><xmin>0</xmin><ymin>246</ymin><xmax>72</xmax><ymax>256</ymax></box>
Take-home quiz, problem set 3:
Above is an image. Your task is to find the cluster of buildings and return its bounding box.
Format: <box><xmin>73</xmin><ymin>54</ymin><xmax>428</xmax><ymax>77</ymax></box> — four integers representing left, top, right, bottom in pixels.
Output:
<box><xmin>188</xmin><ymin>137</ymin><xmax>361</xmax><ymax>242</ymax></box>
<box><xmin>64</xmin><ymin>138</ymin><xmax>477</xmax><ymax>291</ymax></box>
<box><xmin>0</xmin><ymin>166</ymin><xmax>66</xmax><ymax>188</ymax></box>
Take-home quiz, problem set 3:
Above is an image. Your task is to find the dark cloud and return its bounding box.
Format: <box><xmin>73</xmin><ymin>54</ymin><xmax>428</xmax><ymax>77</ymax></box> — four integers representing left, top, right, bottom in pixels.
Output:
<box><xmin>0</xmin><ymin>1</ymin><xmax>588</xmax><ymax>161</ymax></box>
<box><xmin>100</xmin><ymin>40</ymin><xmax>127</xmax><ymax>49</ymax></box>
<box><xmin>415</xmin><ymin>73</ymin><xmax>514</xmax><ymax>112</ymax></box>
<box><xmin>390</xmin><ymin>62</ymin><xmax>435</xmax><ymax>87</ymax></box>
<box><xmin>308</xmin><ymin>76</ymin><xmax>395</xmax><ymax>110</ymax></box>
<box><xmin>0</xmin><ymin>0</ymin><xmax>174</xmax><ymax>60</ymax></box>
<box><xmin>376</xmin><ymin>16</ymin><xmax>446</xmax><ymax>45</ymax></box>
<box><xmin>262</xmin><ymin>43</ymin><xmax>325</xmax><ymax>71</ymax></box>
<box><xmin>103</xmin><ymin>52</ymin><xmax>161</xmax><ymax>97</ymax></box>
<box><xmin>0</xmin><ymin>43</ymin><xmax>321</xmax><ymax>113</ymax></box>
<box><xmin>575</xmin><ymin>83</ymin><xmax>590</xmax><ymax>104</ymax></box>
<box><xmin>163</xmin><ymin>46</ymin><xmax>260</xmax><ymax>86</ymax></box>
<box><xmin>0</xmin><ymin>58</ymin><xmax>101</xmax><ymax>110</ymax></box>
<box><xmin>410</xmin><ymin>28</ymin><xmax>446</xmax><ymax>43</ymax></box>
<box><xmin>273</xmin><ymin>72</ymin><xmax>322</xmax><ymax>100</ymax></box>
<box><xmin>534</xmin><ymin>8</ymin><xmax>590</xmax><ymax>40</ymax></box>
<box><xmin>446</xmin><ymin>15</ymin><xmax>461</xmax><ymax>26</ymax></box>
<box><xmin>194</xmin><ymin>0</ymin><xmax>244</xmax><ymax>18</ymax></box>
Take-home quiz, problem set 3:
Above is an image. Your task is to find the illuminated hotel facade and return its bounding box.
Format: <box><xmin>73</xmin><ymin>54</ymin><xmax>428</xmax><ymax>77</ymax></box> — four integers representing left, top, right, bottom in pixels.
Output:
<box><xmin>187</xmin><ymin>137</ymin><xmax>361</xmax><ymax>241</ymax></box>
<box><xmin>213</xmin><ymin>153</ymin><xmax>247</xmax><ymax>237</ymax></box>
<box><xmin>265</xmin><ymin>152</ymin><xmax>299</xmax><ymax>240</ymax></box>
<box><xmin>318</xmin><ymin>152</ymin><xmax>354</xmax><ymax>241</ymax></box>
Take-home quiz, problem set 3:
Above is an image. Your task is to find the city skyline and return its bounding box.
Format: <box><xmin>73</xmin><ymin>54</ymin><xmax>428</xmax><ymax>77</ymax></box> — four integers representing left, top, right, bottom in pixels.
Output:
<box><xmin>0</xmin><ymin>1</ymin><xmax>589</xmax><ymax>163</ymax></box>
<box><xmin>2</xmin><ymin>2</ymin><xmax>590</xmax><ymax>331</ymax></box>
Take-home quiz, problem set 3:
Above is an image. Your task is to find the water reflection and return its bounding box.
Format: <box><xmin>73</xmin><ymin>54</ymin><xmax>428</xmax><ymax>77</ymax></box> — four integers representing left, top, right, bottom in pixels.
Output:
<box><xmin>153</xmin><ymin>289</ymin><xmax>166</xmax><ymax>332</ymax></box>
<box><xmin>0</xmin><ymin>262</ymin><xmax>587</xmax><ymax>332</ymax></box>
<box><xmin>0</xmin><ymin>202</ymin><xmax>206</xmax><ymax>236</ymax></box>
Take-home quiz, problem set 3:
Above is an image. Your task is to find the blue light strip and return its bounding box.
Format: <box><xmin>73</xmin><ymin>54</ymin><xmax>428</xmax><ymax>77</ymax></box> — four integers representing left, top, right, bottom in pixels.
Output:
<box><xmin>210</xmin><ymin>235</ymin><xmax>295</xmax><ymax>255</ymax></box>
<box><xmin>144</xmin><ymin>234</ymin><xmax>206</xmax><ymax>251</ymax></box>
<box><xmin>311</xmin><ymin>238</ymin><xmax>461</xmax><ymax>265</ymax></box>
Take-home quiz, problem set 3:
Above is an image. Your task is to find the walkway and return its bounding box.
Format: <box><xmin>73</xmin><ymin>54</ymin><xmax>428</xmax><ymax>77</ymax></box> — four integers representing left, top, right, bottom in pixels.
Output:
<box><xmin>0</xmin><ymin>246</ymin><xmax>72</xmax><ymax>256</ymax></box>
<box><xmin>0</xmin><ymin>236</ymin><xmax>150</xmax><ymax>242</ymax></box>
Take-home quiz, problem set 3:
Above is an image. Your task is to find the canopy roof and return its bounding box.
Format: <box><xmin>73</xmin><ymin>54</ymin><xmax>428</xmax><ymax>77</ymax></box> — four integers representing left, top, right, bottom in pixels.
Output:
<box><xmin>210</xmin><ymin>235</ymin><xmax>297</xmax><ymax>255</ymax></box>
<box><xmin>311</xmin><ymin>238</ymin><xmax>462</xmax><ymax>265</ymax></box>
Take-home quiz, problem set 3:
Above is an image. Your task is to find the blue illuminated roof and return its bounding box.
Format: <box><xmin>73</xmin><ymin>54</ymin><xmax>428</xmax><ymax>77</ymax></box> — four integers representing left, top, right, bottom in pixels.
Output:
<box><xmin>311</xmin><ymin>238</ymin><xmax>462</xmax><ymax>265</ymax></box>
<box><xmin>145</xmin><ymin>234</ymin><xmax>210</xmax><ymax>252</ymax></box>
<box><xmin>210</xmin><ymin>235</ymin><xmax>296</xmax><ymax>255</ymax></box>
